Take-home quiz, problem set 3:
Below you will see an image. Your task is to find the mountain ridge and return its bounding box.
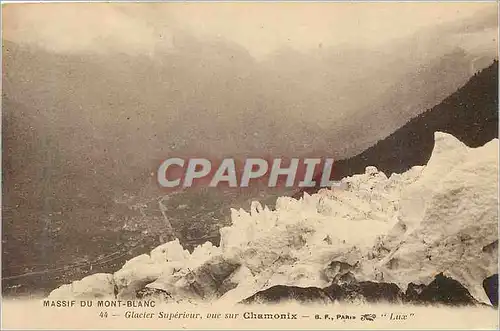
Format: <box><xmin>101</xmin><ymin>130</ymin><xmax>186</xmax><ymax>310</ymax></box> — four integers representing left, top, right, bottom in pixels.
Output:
<box><xmin>295</xmin><ymin>59</ymin><xmax>499</xmax><ymax>198</ymax></box>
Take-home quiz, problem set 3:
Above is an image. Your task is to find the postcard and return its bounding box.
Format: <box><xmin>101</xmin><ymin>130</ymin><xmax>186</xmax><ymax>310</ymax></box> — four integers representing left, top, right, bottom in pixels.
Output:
<box><xmin>2</xmin><ymin>1</ymin><xmax>499</xmax><ymax>329</ymax></box>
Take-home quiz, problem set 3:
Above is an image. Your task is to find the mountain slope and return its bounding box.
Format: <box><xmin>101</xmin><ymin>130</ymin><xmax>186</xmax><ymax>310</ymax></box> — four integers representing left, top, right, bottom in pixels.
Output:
<box><xmin>296</xmin><ymin>60</ymin><xmax>498</xmax><ymax>198</ymax></box>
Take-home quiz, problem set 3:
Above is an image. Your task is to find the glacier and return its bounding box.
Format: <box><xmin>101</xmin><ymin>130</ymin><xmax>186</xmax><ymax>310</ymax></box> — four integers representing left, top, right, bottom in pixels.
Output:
<box><xmin>48</xmin><ymin>132</ymin><xmax>499</xmax><ymax>305</ymax></box>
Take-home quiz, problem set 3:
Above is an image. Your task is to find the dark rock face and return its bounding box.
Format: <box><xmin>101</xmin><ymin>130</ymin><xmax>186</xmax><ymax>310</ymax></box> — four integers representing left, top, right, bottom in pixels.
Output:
<box><xmin>357</xmin><ymin>282</ymin><xmax>404</xmax><ymax>303</ymax></box>
<box><xmin>483</xmin><ymin>274</ymin><xmax>498</xmax><ymax>307</ymax></box>
<box><xmin>241</xmin><ymin>273</ymin><xmax>403</xmax><ymax>305</ymax></box>
<box><xmin>324</xmin><ymin>281</ymin><xmax>404</xmax><ymax>304</ymax></box>
<box><xmin>407</xmin><ymin>273</ymin><xmax>478</xmax><ymax>306</ymax></box>
<box><xmin>241</xmin><ymin>285</ymin><xmax>333</xmax><ymax>305</ymax></box>
<box><xmin>241</xmin><ymin>273</ymin><xmax>487</xmax><ymax>307</ymax></box>
<box><xmin>405</xmin><ymin>283</ymin><xmax>426</xmax><ymax>302</ymax></box>
<box><xmin>294</xmin><ymin>61</ymin><xmax>498</xmax><ymax>199</ymax></box>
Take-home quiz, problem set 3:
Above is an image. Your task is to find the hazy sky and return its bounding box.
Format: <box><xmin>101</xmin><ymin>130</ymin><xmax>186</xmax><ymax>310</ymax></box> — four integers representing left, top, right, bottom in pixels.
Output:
<box><xmin>3</xmin><ymin>2</ymin><xmax>497</xmax><ymax>58</ymax></box>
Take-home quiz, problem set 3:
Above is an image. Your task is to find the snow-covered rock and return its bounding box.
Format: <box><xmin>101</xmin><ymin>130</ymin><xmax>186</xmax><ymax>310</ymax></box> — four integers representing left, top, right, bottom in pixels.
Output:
<box><xmin>371</xmin><ymin>133</ymin><xmax>499</xmax><ymax>303</ymax></box>
<box><xmin>150</xmin><ymin>239</ymin><xmax>190</xmax><ymax>264</ymax></box>
<box><xmin>48</xmin><ymin>132</ymin><xmax>498</xmax><ymax>305</ymax></box>
<box><xmin>113</xmin><ymin>254</ymin><xmax>164</xmax><ymax>299</ymax></box>
<box><xmin>49</xmin><ymin>273</ymin><xmax>115</xmax><ymax>299</ymax></box>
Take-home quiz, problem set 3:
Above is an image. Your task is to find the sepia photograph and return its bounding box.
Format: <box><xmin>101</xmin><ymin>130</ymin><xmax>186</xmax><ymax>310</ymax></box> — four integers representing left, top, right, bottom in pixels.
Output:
<box><xmin>1</xmin><ymin>1</ymin><xmax>499</xmax><ymax>329</ymax></box>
